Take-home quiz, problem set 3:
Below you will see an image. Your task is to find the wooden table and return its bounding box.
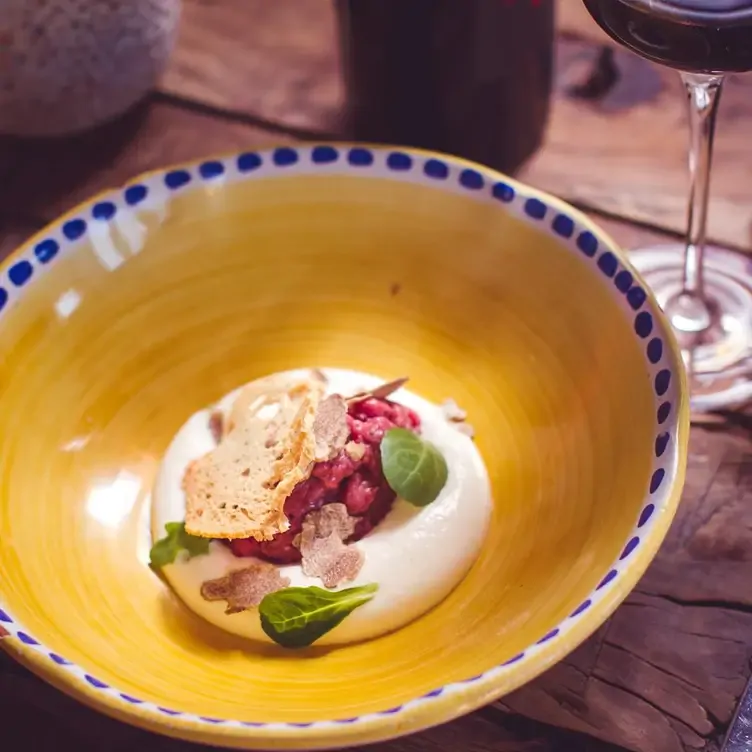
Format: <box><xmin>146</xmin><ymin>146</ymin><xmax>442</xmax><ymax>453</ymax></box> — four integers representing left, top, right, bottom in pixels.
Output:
<box><xmin>1</xmin><ymin>3</ymin><xmax>752</xmax><ymax>751</ymax></box>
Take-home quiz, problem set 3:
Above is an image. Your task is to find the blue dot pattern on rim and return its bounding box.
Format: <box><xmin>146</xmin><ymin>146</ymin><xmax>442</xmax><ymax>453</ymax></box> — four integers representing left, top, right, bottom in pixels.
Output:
<box><xmin>614</xmin><ymin>270</ymin><xmax>633</xmax><ymax>293</ymax></box>
<box><xmin>634</xmin><ymin>311</ymin><xmax>653</xmax><ymax>338</ymax></box>
<box><xmin>35</xmin><ymin>239</ymin><xmax>59</xmax><ymax>264</ymax></box>
<box><xmin>92</xmin><ymin>201</ymin><xmax>116</xmax><ymax>221</ymax></box>
<box><xmin>165</xmin><ymin>170</ymin><xmax>191</xmax><ymax>189</ymax></box>
<box><xmin>577</xmin><ymin>231</ymin><xmax>597</xmax><ymax>257</ymax></box>
<box><xmin>655</xmin><ymin>369</ymin><xmax>671</xmax><ymax>396</ymax></box>
<box><xmin>638</xmin><ymin>504</ymin><xmax>656</xmax><ymax>527</ymax></box>
<box><xmin>620</xmin><ymin>537</ymin><xmax>640</xmax><ymax>560</ymax></box>
<box><xmin>423</xmin><ymin>688</ymin><xmax>444</xmax><ymax>698</ymax></box>
<box><xmin>125</xmin><ymin>185</ymin><xmax>148</xmax><ymax>206</ymax></box>
<box><xmin>311</xmin><ymin>145</ymin><xmax>338</xmax><ymax>164</ymax></box>
<box><xmin>571</xmin><ymin>600</ymin><xmax>592</xmax><ymax>618</ymax></box>
<box><xmin>658</xmin><ymin>401</ymin><xmax>672</xmax><ymax>424</ymax></box>
<box><xmin>273</xmin><ymin>147</ymin><xmax>298</xmax><ymax>167</ymax></box>
<box><xmin>9</xmin><ymin>261</ymin><xmax>33</xmax><ymax>287</ymax></box>
<box><xmin>237</xmin><ymin>152</ymin><xmax>262</xmax><ymax>172</ymax></box>
<box><xmin>424</xmin><ymin>159</ymin><xmax>449</xmax><ymax>179</ymax></box>
<box><xmin>537</xmin><ymin>628</ymin><xmax>560</xmax><ymax>644</ymax></box>
<box><xmin>655</xmin><ymin>432</ymin><xmax>670</xmax><ymax>457</ymax></box>
<box><xmin>552</xmin><ymin>214</ymin><xmax>574</xmax><ymax>238</ymax></box>
<box><xmin>627</xmin><ymin>286</ymin><xmax>647</xmax><ymax>310</ymax></box>
<box><xmin>348</xmin><ymin>147</ymin><xmax>373</xmax><ymax>166</ymax></box>
<box><xmin>524</xmin><ymin>198</ymin><xmax>546</xmax><ymax>219</ymax></box>
<box><xmin>650</xmin><ymin>468</ymin><xmax>665</xmax><ymax>494</ymax></box>
<box><xmin>0</xmin><ymin>145</ymin><xmax>680</xmax><ymax>731</ymax></box>
<box><xmin>647</xmin><ymin>338</ymin><xmax>663</xmax><ymax>364</ymax></box>
<box><xmin>493</xmin><ymin>182</ymin><xmax>515</xmax><ymax>203</ymax></box>
<box><xmin>597</xmin><ymin>252</ymin><xmax>618</xmax><ymax>277</ymax></box>
<box><xmin>387</xmin><ymin>152</ymin><xmax>413</xmax><ymax>170</ymax></box>
<box><xmin>63</xmin><ymin>219</ymin><xmax>86</xmax><ymax>241</ymax></box>
<box><xmin>199</xmin><ymin>161</ymin><xmax>225</xmax><ymax>179</ymax></box>
<box><xmin>381</xmin><ymin>707</ymin><xmax>402</xmax><ymax>716</ymax></box>
<box><xmin>460</xmin><ymin>169</ymin><xmax>484</xmax><ymax>190</ymax></box>
<box><xmin>597</xmin><ymin>570</ymin><xmax>617</xmax><ymax>590</ymax></box>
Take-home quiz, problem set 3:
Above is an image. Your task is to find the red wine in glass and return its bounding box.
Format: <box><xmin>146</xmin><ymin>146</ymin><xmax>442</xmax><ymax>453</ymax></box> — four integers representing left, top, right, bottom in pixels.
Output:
<box><xmin>583</xmin><ymin>0</ymin><xmax>752</xmax><ymax>73</ymax></box>
<box><xmin>582</xmin><ymin>0</ymin><xmax>752</xmax><ymax>411</ymax></box>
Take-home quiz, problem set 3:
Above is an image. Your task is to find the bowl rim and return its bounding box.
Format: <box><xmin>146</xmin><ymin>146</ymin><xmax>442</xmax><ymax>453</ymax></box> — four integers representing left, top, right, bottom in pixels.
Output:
<box><xmin>0</xmin><ymin>142</ymin><xmax>690</xmax><ymax>750</ymax></box>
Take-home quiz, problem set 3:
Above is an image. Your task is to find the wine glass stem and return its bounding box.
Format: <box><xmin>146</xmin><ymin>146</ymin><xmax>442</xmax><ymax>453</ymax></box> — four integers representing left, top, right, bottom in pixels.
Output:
<box><xmin>679</xmin><ymin>72</ymin><xmax>724</xmax><ymax>307</ymax></box>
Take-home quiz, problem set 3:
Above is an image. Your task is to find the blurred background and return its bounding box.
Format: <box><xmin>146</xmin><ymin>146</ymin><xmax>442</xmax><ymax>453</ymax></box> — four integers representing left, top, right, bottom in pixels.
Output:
<box><xmin>0</xmin><ymin>0</ymin><xmax>750</xmax><ymax>259</ymax></box>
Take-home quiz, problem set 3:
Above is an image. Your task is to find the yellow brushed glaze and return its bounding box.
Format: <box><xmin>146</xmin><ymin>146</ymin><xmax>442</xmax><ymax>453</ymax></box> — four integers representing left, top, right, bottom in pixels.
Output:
<box><xmin>0</xmin><ymin>161</ymin><xmax>688</xmax><ymax>749</ymax></box>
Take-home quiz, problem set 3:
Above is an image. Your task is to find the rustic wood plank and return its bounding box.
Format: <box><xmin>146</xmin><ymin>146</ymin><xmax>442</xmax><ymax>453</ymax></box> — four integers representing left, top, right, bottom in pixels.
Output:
<box><xmin>159</xmin><ymin>0</ymin><xmax>752</xmax><ymax>250</ymax></box>
<box><xmin>161</xmin><ymin>0</ymin><xmax>343</xmax><ymax>133</ymax></box>
<box><xmin>521</xmin><ymin>35</ymin><xmax>752</xmax><ymax>252</ymax></box>
<box><xmin>499</xmin><ymin>424</ymin><xmax>752</xmax><ymax>752</ymax></box>
<box><xmin>0</xmin><ymin>94</ymin><xmax>291</xmax><ymax>221</ymax></box>
<box><xmin>0</xmin><ymin>653</ymin><xmax>623</xmax><ymax>752</ymax></box>
<box><xmin>529</xmin><ymin>4</ymin><xmax>752</xmax><ymax>250</ymax></box>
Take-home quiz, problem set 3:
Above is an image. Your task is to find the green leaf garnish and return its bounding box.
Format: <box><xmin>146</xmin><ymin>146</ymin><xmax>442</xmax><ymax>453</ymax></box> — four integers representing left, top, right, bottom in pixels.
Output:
<box><xmin>380</xmin><ymin>427</ymin><xmax>448</xmax><ymax>507</ymax></box>
<box><xmin>259</xmin><ymin>584</ymin><xmax>378</xmax><ymax>648</ymax></box>
<box><xmin>149</xmin><ymin>522</ymin><xmax>211</xmax><ymax>570</ymax></box>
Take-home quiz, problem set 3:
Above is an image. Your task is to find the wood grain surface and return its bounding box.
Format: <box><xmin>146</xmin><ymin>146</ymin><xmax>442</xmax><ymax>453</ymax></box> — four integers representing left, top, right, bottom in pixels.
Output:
<box><xmin>159</xmin><ymin>0</ymin><xmax>752</xmax><ymax>250</ymax></box>
<box><xmin>1</xmin><ymin>2</ymin><xmax>752</xmax><ymax>751</ymax></box>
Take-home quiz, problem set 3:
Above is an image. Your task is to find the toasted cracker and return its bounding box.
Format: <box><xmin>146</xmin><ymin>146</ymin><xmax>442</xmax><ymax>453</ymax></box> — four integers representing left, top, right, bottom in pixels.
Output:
<box><xmin>201</xmin><ymin>562</ymin><xmax>290</xmax><ymax>614</ymax></box>
<box><xmin>183</xmin><ymin>373</ymin><xmax>325</xmax><ymax>541</ymax></box>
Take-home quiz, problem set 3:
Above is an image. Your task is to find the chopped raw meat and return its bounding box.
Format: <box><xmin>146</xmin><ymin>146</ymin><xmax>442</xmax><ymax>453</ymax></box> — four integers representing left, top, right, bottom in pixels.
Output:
<box><xmin>226</xmin><ymin>394</ymin><xmax>421</xmax><ymax>564</ymax></box>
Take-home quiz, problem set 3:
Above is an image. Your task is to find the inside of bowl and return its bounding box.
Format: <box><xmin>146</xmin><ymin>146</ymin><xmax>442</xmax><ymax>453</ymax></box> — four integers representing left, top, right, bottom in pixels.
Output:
<box><xmin>0</xmin><ymin>171</ymin><xmax>657</xmax><ymax>722</ymax></box>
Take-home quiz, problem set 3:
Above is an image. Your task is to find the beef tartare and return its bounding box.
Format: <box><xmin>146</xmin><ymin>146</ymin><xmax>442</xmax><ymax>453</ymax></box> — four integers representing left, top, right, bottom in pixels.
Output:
<box><xmin>227</xmin><ymin>395</ymin><xmax>421</xmax><ymax>563</ymax></box>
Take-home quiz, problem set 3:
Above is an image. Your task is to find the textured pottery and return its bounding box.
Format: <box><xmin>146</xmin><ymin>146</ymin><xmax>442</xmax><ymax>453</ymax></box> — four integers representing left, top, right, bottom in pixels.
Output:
<box><xmin>0</xmin><ymin>144</ymin><xmax>689</xmax><ymax>749</ymax></box>
<box><xmin>0</xmin><ymin>0</ymin><xmax>180</xmax><ymax>137</ymax></box>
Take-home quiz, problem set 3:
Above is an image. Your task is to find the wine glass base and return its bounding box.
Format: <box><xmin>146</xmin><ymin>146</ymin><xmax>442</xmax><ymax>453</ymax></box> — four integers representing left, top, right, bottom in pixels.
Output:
<box><xmin>628</xmin><ymin>244</ymin><xmax>752</xmax><ymax>413</ymax></box>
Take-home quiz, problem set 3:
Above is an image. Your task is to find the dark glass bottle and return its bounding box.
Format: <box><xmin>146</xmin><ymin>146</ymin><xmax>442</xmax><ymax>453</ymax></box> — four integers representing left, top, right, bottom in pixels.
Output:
<box><xmin>334</xmin><ymin>0</ymin><xmax>555</xmax><ymax>176</ymax></box>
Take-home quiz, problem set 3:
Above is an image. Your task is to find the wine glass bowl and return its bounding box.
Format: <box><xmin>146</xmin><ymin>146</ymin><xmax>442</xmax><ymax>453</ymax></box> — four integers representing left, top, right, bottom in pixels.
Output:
<box><xmin>583</xmin><ymin>0</ymin><xmax>752</xmax><ymax>73</ymax></box>
<box><xmin>583</xmin><ymin>0</ymin><xmax>752</xmax><ymax>411</ymax></box>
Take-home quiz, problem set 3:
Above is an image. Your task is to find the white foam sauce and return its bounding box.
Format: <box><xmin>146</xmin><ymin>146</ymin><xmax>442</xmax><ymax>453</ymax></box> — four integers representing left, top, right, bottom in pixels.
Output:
<box><xmin>152</xmin><ymin>368</ymin><xmax>493</xmax><ymax>646</ymax></box>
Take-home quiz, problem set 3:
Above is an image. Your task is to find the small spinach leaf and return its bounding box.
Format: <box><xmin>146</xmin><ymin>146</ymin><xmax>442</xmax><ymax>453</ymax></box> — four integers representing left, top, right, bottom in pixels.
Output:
<box><xmin>259</xmin><ymin>584</ymin><xmax>378</xmax><ymax>648</ymax></box>
<box><xmin>380</xmin><ymin>427</ymin><xmax>448</xmax><ymax>506</ymax></box>
<box><xmin>149</xmin><ymin>522</ymin><xmax>210</xmax><ymax>570</ymax></box>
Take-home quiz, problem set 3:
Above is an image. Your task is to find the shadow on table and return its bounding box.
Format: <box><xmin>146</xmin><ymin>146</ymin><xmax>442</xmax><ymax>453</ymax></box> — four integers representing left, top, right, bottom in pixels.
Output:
<box><xmin>0</xmin><ymin>99</ymin><xmax>152</xmax><ymax>221</ymax></box>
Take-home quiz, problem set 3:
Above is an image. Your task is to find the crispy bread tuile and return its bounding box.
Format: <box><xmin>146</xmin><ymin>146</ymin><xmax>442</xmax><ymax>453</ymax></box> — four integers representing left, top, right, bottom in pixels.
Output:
<box><xmin>183</xmin><ymin>372</ymin><xmax>325</xmax><ymax>541</ymax></box>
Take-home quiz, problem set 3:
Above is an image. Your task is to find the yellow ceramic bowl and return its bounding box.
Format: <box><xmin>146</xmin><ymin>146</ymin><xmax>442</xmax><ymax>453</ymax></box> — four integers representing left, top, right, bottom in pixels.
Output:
<box><xmin>0</xmin><ymin>144</ymin><xmax>688</xmax><ymax>749</ymax></box>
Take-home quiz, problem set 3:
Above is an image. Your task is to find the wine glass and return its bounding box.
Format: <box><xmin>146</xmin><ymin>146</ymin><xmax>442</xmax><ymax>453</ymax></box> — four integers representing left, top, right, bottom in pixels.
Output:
<box><xmin>582</xmin><ymin>0</ymin><xmax>752</xmax><ymax>412</ymax></box>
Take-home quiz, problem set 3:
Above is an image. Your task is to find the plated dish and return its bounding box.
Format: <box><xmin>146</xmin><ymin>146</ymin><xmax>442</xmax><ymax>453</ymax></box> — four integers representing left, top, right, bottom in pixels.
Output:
<box><xmin>152</xmin><ymin>367</ymin><xmax>492</xmax><ymax>646</ymax></box>
<box><xmin>0</xmin><ymin>144</ymin><xmax>688</xmax><ymax>750</ymax></box>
